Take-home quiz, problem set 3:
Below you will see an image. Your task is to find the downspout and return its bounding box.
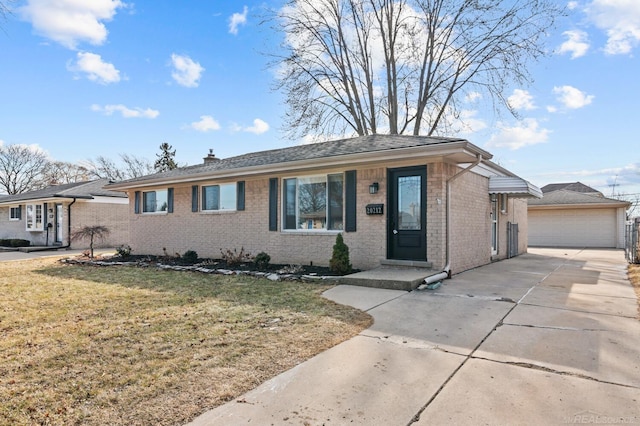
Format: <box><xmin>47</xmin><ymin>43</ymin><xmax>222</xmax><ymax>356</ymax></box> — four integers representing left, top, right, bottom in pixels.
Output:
<box><xmin>421</xmin><ymin>154</ymin><xmax>484</xmax><ymax>289</ymax></box>
<box><xmin>61</xmin><ymin>198</ymin><xmax>76</xmax><ymax>249</ymax></box>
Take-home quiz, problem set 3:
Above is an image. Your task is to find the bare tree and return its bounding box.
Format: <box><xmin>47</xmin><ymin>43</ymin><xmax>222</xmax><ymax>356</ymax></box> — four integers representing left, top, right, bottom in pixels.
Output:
<box><xmin>0</xmin><ymin>144</ymin><xmax>49</xmax><ymax>194</ymax></box>
<box><xmin>271</xmin><ymin>0</ymin><xmax>562</xmax><ymax>140</ymax></box>
<box><xmin>1</xmin><ymin>1</ymin><xmax>14</xmax><ymax>26</ymax></box>
<box><xmin>82</xmin><ymin>154</ymin><xmax>154</xmax><ymax>182</ymax></box>
<box><xmin>41</xmin><ymin>161</ymin><xmax>91</xmax><ymax>185</ymax></box>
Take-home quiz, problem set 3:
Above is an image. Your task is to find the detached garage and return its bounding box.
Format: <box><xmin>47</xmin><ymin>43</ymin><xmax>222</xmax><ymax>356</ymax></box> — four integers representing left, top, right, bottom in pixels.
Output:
<box><xmin>528</xmin><ymin>183</ymin><xmax>630</xmax><ymax>249</ymax></box>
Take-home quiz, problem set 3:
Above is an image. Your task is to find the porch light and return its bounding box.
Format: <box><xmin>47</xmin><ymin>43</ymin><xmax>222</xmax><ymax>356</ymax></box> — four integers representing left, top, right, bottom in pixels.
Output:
<box><xmin>369</xmin><ymin>182</ymin><xmax>379</xmax><ymax>194</ymax></box>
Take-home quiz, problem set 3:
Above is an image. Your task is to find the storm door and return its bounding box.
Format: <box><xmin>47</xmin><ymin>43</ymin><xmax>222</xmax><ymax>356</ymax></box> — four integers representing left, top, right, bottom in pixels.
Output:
<box><xmin>388</xmin><ymin>166</ymin><xmax>427</xmax><ymax>261</ymax></box>
<box><xmin>55</xmin><ymin>203</ymin><xmax>63</xmax><ymax>244</ymax></box>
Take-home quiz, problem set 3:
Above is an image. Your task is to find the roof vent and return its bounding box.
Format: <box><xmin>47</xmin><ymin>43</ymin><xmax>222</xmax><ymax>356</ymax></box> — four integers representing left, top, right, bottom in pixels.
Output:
<box><xmin>204</xmin><ymin>149</ymin><xmax>220</xmax><ymax>164</ymax></box>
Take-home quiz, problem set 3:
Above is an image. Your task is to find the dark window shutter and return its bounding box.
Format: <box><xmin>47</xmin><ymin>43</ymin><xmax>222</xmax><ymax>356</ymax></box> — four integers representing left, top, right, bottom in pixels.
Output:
<box><xmin>345</xmin><ymin>170</ymin><xmax>357</xmax><ymax>232</ymax></box>
<box><xmin>191</xmin><ymin>186</ymin><xmax>199</xmax><ymax>212</ymax></box>
<box><xmin>43</xmin><ymin>203</ymin><xmax>48</xmax><ymax>227</ymax></box>
<box><xmin>268</xmin><ymin>178</ymin><xmax>278</xmax><ymax>231</ymax></box>
<box><xmin>134</xmin><ymin>191</ymin><xmax>141</xmax><ymax>214</ymax></box>
<box><xmin>237</xmin><ymin>181</ymin><xmax>245</xmax><ymax>211</ymax></box>
<box><xmin>167</xmin><ymin>188</ymin><xmax>174</xmax><ymax>213</ymax></box>
<box><xmin>17</xmin><ymin>205</ymin><xmax>22</xmax><ymax>220</ymax></box>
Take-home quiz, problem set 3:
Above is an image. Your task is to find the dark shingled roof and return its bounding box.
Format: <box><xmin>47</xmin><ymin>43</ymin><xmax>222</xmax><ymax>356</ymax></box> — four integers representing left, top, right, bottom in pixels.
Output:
<box><xmin>107</xmin><ymin>134</ymin><xmax>471</xmax><ymax>187</ymax></box>
<box><xmin>0</xmin><ymin>179</ymin><xmax>126</xmax><ymax>204</ymax></box>
<box><xmin>541</xmin><ymin>182</ymin><xmax>602</xmax><ymax>195</ymax></box>
<box><xmin>528</xmin><ymin>189</ymin><xmax>630</xmax><ymax>207</ymax></box>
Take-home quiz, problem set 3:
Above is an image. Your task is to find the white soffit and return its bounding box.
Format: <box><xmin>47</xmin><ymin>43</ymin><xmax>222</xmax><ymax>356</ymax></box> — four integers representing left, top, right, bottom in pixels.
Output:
<box><xmin>489</xmin><ymin>176</ymin><xmax>543</xmax><ymax>198</ymax></box>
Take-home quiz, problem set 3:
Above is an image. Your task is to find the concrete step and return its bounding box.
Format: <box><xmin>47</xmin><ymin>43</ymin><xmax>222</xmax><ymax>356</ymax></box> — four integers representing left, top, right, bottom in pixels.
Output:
<box><xmin>339</xmin><ymin>266</ymin><xmax>440</xmax><ymax>291</ymax></box>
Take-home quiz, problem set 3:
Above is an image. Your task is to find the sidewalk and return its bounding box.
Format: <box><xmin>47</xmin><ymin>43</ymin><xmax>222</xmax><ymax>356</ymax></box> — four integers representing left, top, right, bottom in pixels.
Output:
<box><xmin>188</xmin><ymin>248</ymin><xmax>640</xmax><ymax>425</ymax></box>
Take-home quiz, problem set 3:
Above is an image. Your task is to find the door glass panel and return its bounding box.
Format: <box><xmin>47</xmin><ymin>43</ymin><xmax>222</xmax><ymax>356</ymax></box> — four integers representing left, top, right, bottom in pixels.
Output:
<box><xmin>397</xmin><ymin>176</ymin><xmax>421</xmax><ymax>230</ymax></box>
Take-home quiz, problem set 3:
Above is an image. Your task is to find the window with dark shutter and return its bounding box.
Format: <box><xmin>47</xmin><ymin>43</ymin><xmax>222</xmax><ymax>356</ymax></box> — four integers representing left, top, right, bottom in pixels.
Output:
<box><xmin>269</xmin><ymin>178</ymin><xmax>278</xmax><ymax>231</ymax></box>
<box><xmin>134</xmin><ymin>191</ymin><xmax>141</xmax><ymax>214</ymax></box>
<box><xmin>191</xmin><ymin>186</ymin><xmax>199</xmax><ymax>212</ymax></box>
<box><xmin>237</xmin><ymin>181</ymin><xmax>245</xmax><ymax>211</ymax></box>
<box><xmin>167</xmin><ymin>188</ymin><xmax>174</xmax><ymax>213</ymax></box>
<box><xmin>345</xmin><ymin>170</ymin><xmax>357</xmax><ymax>232</ymax></box>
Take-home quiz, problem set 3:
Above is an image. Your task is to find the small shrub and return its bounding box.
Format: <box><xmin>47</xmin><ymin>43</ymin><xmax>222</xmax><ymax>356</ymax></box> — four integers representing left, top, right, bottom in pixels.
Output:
<box><xmin>0</xmin><ymin>239</ymin><xmax>10</xmax><ymax>247</ymax></box>
<box><xmin>10</xmin><ymin>239</ymin><xmax>31</xmax><ymax>248</ymax></box>
<box><xmin>116</xmin><ymin>244</ymin><xmax>132</xmax><ymax>258</ymax></box>
<box><xmin>220</xmin><ymin>247</ymin><xmax>253</xmax><ymax>266</ymax></box>
<box><xmin>182</xmin><ymin>250</ymin><xmax>198</xmax><ymax>264</ymax></box>
<box><xmin>330</xmin><ymin>233</ymin><xmax>352</xmax><ymax>275</ymax></box>
<box><xmin>254</xmin><ymin>252</ymin><xmax>271</xmax><ymax>270</ymax></box>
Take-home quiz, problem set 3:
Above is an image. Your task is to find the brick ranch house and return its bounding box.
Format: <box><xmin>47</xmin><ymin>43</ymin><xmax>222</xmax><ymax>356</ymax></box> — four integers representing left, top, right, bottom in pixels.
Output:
<box><xmin>0</xmin><ymin>179</ymin><xmax>129</xmax><ymax>249</ymax></box>
<box><xmin>105</xmin><ymin>135</ymin><xmax>541</xmax><ymax>275</ymax></box>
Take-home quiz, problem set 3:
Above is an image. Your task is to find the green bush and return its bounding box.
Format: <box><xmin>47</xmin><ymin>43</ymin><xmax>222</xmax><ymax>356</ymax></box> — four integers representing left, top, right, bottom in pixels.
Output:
<box><xmin>254</xmin><ymin>252</ymin><xmax>271</xmax><ymax>270</ymax></box>
<box><xmin>0</xmin><ymin>239</ymin><xmax>11</xmax><ymax>247</ymax></box>
<box><xmin>182</xmin><ymin>250</ymin><xmax>198</xmax><ymax>264</ymax></box>
<box><xmin>330</xmin><ymin>233</ymin><xmax>352</xmax><ymax>275</ymax></box>
<box><xmin>10</xmin><ymin>239</ymin><xmax>30</xmax><ymax>247</ymax></box>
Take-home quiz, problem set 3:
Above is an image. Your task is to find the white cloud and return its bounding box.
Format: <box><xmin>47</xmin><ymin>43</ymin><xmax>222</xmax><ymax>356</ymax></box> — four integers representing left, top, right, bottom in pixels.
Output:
<box><xmin>190</xmin><ymin>115</ymin><xmax>221</xmax><ymax>132</ymax></box>
<box><xmin>508</xmin><ymin>89</ymin><xmax>536</xmax><ymax>110</ymax></box>
<box><xmin>229</xmin><ymin>6</ymin><xmax>248</xmax><ymax>35</ymax></box>
<box><xmin>231</xmin><ymin>119</ymin><xmax>270</xmax><ymax>134</ymax></box>
<box><xmin>67</xmin><ymin>52</ymin><xmax>120</xmax><ymax>84</ymax></box>
<box><xmin>19</xmin><ymin>0</ymin><xmax>124</xmax><ymax>49</ymax></box>
<box><xmin>244</xmin><ymin>118</ymin><xmax>270</xmax><ymax>135</ymax></box>
<box><xmin>552</xmin><ymin>85</ymin><xmax>594</xmax><ymax>109</ymax></box>
<box><xmin>485</xmin><ymin>118</ymin><xmax>550</xmax><ymax>150</ymax></box>
<box><xmin>91</xmin><ymin>104</ymin><xmax>159</xmax><ymax>119</ymax></box>
<box><xmin>568</xmin><ymin>1</ymin><xmax>579</xmax><ymax>10</ymax></box>
<box><xmin>170</xmin><ymin>54</ymin><xmax>204</xmax><ymax>88</ymax></box>
<box><xmin>558</xmin><ymin>30</ymin><xmax>590</xmax><ymax>58</ymax></box>
<box><xmin>587</xmin><ymin>0</ymin><xmax>640</xmax><ymax>55</ymax></box>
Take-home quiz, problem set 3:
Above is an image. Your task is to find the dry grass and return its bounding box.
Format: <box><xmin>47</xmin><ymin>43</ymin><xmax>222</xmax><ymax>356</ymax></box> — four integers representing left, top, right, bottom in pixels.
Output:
<box><xmin>629</xmin><ymin>264</ymin><xmax>640</xmax><ymax>319</ymax></box>
<box><xmin>0</xmin><ymin>257</ymin><xmax>372</xmax><ymax>426</ymax></box>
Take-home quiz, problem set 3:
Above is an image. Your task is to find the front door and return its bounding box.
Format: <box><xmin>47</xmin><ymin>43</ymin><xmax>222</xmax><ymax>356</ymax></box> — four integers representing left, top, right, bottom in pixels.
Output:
<box><xmin>388</xmin><ymin>166</ymin><xmax>427</xmax><ymax>261</ymax></box>
<box><xmin>55</xmin><ymin>203</ymin><xmax>63</xmax><ymax>244</ymax></box>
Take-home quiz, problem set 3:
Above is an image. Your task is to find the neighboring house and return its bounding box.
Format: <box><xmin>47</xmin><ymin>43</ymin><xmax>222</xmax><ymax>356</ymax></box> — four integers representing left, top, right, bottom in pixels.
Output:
<box><xmin>105</xmin><ymin>135</ymin><xmax>541</xmax><ymax>274</ymax></box>
<box><xmin>528</xmin><ymin>182</ymin><xmax>630</xmax><ymax>249</ymax></box>
<box><xmin>0</xmin><ymin>179</ymin><xmax>129</xmax><ymax>249</ymax></box>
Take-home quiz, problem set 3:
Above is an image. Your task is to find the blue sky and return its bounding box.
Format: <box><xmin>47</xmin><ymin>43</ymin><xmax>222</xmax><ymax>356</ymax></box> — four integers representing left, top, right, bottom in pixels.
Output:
<box><xmin>0</xmin><ymin>0</ymin><xmax>638</xmax><ymax>205</ymax></box>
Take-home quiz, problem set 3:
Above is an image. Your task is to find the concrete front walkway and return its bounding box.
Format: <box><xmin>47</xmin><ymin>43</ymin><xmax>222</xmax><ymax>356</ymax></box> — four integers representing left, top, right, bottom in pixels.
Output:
<box><xmin>188</xmin><ymin>248</ymin><xmax>640</xmax><ymax>425</ymax></box>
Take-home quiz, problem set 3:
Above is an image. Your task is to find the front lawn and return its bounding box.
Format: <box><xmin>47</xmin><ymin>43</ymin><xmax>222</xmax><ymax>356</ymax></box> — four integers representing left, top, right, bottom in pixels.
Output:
<box><xmin>0</xmin><ymin>257</ymin><xmax>372</xmax><ymax>426</ymax></box>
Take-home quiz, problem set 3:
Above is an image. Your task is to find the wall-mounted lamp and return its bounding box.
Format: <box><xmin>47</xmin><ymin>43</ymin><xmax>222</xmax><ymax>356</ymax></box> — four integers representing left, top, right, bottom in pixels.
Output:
<box><xmin>369</xmin><ymin>182</ymin><xmax>379</xmax><ymax>194</ymax></box>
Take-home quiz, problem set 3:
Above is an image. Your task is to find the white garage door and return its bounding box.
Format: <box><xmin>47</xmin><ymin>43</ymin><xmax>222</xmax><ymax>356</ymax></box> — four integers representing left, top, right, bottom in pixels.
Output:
<box><xmin>528</xmin><ymin>208</ymin><xmax>617</xmax><ymax>248</ymax></box>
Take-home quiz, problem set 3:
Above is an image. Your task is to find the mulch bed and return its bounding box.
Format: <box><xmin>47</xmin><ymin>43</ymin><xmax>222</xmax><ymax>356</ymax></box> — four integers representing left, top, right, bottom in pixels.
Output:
<box><xmin>61</xmin><ymin>254</ymin><xmax>358</xmax><ymax>282</ymax></box>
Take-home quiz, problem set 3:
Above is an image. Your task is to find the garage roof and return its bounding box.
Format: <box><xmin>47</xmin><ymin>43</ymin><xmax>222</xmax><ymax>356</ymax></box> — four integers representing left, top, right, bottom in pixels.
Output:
<box><xmin>528</xmin><ymin>189</ymin><xmax>631</xmax><ymax>208</ymax></box>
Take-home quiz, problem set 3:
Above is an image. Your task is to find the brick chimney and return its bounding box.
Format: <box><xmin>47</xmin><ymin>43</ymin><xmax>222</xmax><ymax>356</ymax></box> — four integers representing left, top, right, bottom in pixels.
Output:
<box><xmin>203</xmin><ymin>149</ymin><xmax>220</xmax><ymax>164</ymax></box>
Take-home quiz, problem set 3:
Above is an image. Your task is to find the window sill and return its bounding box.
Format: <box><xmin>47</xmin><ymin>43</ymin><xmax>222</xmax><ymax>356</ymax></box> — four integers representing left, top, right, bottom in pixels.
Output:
<box><xmin>200</xmin><ymin>210</ymin><xmax>237</xmax><ymax>215</ymax></box>
<box><xmin>142</xmin><ymin>211</ymin><xmax>168</xmax><ymax>215</ymax></box>
<box><xmin>26</xmin><ymin>229</ymin><xmax>44</xmax><ymax>232</ymax></box>
<box><xmin>281</xmin><ymin>229</ymin><xmax>343</xmax><ymax>235</ymax></box>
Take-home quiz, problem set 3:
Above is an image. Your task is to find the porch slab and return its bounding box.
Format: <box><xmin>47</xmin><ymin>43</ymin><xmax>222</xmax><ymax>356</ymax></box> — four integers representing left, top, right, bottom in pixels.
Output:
<box><xmin>339</xmin><ymin>266</ymin><xmax>438</xmax><ymax>291</ymax></box>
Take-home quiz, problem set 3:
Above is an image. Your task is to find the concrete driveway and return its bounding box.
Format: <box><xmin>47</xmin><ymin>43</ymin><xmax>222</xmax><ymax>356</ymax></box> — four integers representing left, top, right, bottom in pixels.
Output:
<box><xmin>189</xmin><ymin>248</ymin><xmax>639</xmax><ymax>425</ymax></box>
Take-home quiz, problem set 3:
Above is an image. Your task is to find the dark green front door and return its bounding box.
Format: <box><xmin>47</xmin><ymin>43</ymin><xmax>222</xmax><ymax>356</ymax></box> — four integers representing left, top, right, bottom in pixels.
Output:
<box><xmin>388</xmin><ymin>166</ymin><xmax>427</xmax><ymax>261</ymax></box>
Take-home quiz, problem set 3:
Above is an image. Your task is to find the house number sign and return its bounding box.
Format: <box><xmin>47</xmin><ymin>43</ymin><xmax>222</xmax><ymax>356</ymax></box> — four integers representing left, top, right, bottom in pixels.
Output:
<box><xmin>366</xmin><ymin>204</ymin><xmax>384</xmax><ymax>215</ymax></box>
